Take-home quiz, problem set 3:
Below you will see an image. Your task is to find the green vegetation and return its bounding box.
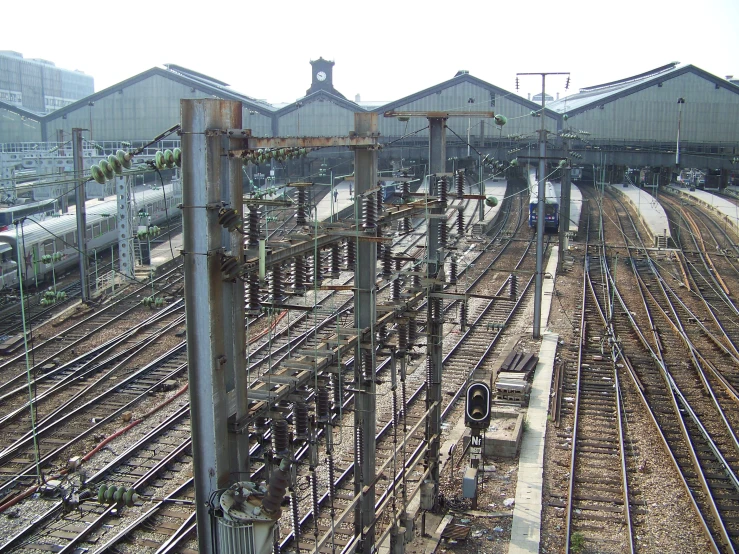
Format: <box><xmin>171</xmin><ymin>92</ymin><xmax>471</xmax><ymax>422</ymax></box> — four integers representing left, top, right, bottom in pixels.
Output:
<box><xmin>570</xmin><ymin>532</ymin><xmax>585</xmax><ymax>553</ymax></box>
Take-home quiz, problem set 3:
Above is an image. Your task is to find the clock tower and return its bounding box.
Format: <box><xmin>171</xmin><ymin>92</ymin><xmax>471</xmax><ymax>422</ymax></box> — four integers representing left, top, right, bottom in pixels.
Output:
<box><xmin>306</xmin><ymin>58</ymin><xmax>346</xmax><ymax>99</ymax></box>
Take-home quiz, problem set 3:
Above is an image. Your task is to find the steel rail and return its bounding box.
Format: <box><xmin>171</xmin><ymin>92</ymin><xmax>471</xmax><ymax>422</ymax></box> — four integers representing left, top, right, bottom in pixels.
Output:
<box><xmin>0</xmin><ymin>266</ymin><xmax>184</xmax><ymax>386</ymax></box>
<box><xmin>0</xmin><ymin>349</ymin><xmax>188</xmax><ymax>496</ymax></box>
<box><xmin>605</xmin><ymin>188</ymin><xmax>733</xmax><ymax>552</ymax></box>
<box><xmin>274</xmin><ymin>183</ymin><xmax>527</xmax><ymax>547</ymax></box>
<box><xmin>1</xmin><ymin>405</ymin><xmax>191</xmax><ymax>552</ymax></box>
<box><xmin>0</xmin><ymin>305</ymin><xmax>185</xmax><ymax>430</ymax></box>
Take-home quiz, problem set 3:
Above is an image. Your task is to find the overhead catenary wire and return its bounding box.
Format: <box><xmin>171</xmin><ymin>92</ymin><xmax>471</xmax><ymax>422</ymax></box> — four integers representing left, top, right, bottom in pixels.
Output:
<box><xmin>153</xmin><ymin>168</ymin><xmax>178</xmax><ymax>262</ymax></box>
<box><xmin>15</xmin><ymin>221</ymin><xmax>43</xmax><ymax>486</ymax></box>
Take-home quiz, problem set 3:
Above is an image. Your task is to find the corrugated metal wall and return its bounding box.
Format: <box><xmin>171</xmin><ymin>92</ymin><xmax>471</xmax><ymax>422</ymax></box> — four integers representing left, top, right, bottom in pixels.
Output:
<box><xmin>44</xmin><ymin>75</ymin><xmax>273</xmax><ymax>142</ymax></box>
<box><xmin>277</xmin><ymin>98</ymin><xmax>356</xmax><ymax>136</ymax></box>
<box><xmin>565</xmin><ymin>72</ymin><xmax>739</xmax><ymax>143</ymax></box>
<box><xmin>243</xmin><ymin>109</ymin><xmax>273</xmax><ymax>137</ymax></box>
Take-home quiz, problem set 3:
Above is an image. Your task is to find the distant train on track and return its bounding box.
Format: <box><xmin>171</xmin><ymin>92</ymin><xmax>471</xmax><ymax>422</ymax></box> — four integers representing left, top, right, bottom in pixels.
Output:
<box><xmin>0</xmin><ymin>183</ymin><xmax>182</xmax><ymax>288</ymax></box>
<box><xmin>0</xmin><ymin>198</ymin><xmax>58</xmax><ymax>232</ymax></box>
<box><xmin>381</xmin><ymin>181</ymin><xmax>397</xmax><ymax>201</ymax></box>
<box><xmin>529</xmin><ymin>179</ymin><xmax>560</xmax><ymax>232</ymax></box>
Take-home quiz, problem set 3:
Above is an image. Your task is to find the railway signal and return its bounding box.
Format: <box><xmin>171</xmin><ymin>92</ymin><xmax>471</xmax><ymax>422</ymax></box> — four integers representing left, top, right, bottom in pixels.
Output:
<box><xmin>465</xmin><ymin>381</ymin><xmax>491</xmax><ymax>429</ymax></box>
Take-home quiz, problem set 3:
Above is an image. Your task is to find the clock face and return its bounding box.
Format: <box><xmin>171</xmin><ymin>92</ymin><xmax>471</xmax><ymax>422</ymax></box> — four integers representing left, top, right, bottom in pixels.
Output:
<box><xmin>316</xmin><ymin>71</ymin><xmax>327</xmax><ymax>82</ymax></box>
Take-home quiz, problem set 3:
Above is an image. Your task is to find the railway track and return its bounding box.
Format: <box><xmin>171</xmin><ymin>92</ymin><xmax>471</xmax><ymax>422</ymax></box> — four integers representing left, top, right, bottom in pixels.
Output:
<box><xmin>0</xmin><ymin>344</ymin><xmax>188</xmax><ymax>498</ymax></box>
<box><xmin>282</xmin><ymin>184</ymin><xmax>536</xmax><ymax>551</ymax></box>
<box><xmin>601</xmin><ymin>186</ymin><xmax>739</xmax><ymax>552</ymax></box>
<box><xmin>563</xmin><ymin>218</ymin><xmax>636</xmax><ymax>552</ymax></box>
<box><xmin>0</xmin><ymin>176</ymin><xmax>522</xmax><ymax>551</ymax></box>
<box><xmin>0</xmin><ymin>301</ymin><xmax>185</xmax><ymax>438</ymax></box>
<box><xmin>2</xmin><ymin>404</ymin><xmax>193</xmax><ymax>553</ymax></box>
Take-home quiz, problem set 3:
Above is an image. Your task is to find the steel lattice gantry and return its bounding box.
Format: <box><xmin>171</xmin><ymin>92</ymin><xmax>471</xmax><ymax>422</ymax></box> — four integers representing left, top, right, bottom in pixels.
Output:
<box><xmin>181</xmin><ymin>101</ymin><xmax>383</xmax><ymax>554</ymax></box>
<box><xmin>181</xmin><ymin>100</ymin><xmax>495</xmax><ymax>554</ymax></box>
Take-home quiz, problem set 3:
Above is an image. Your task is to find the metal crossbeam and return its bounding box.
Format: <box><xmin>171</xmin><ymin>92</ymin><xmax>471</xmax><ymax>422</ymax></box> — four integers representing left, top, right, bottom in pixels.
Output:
<box><xmin>229</xmin><ymin>136</ymin><xmax>379</xmax><ymax>153</ymax></box>
<box><xmin>383</xmin><ymin>110</ymin><xmax>495</xmax><ymax>118</ymax></box>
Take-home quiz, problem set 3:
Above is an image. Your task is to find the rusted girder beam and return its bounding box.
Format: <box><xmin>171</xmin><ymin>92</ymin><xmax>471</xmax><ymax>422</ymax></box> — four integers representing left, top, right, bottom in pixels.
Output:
<box><xmin>229</xmin><ymin>135</ymin><xmax>380</xmax><ymax>154</ymax></box>
<box><xmin>383</xmin><ymin>110</ymin><xmax>495</xmax><ymax>118</ymax></box>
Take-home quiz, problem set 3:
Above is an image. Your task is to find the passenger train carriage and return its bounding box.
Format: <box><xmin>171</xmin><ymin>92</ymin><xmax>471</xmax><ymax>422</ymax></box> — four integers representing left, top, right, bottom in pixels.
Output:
<box><xmin>0</xmin><ymin>183</ymin><xmax>182</xmax><ymax>288</ymax></box>
<box><xmin>529</xmin><ymin>179</ymin><xmax>560</xmax><ymax>232</ymax></box>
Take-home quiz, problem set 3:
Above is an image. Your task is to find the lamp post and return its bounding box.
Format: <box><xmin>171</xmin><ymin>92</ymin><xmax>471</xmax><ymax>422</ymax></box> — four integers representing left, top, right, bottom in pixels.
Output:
<box><xmin>319</xmin><ymin>163</ymin><xmax>335</xmax><ymax>222</ymax></box>
<box><xmin>676</xmin><ymin>98</ymin><xmax>685</xmax><ymax>168</ymax></box>
<box><xmin>467</xmin><ymin>98</ymin><xmax>475</xmax><ymax>157</ymax></box>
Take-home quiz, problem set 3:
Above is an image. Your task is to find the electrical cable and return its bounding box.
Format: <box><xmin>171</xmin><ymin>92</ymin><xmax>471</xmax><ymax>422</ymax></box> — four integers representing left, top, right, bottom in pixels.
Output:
<box><xmin>20</xmin><ymin>223</ymin><xmax>39</xmax><ymax>421</ymax></box>
<box><xmin>384</xmin><ymin>126</ymin><xmax>430</xmax><ymax>147</ymax></box>
<box><xmin>15</xmin><ymin>221</ymin><xmax>43</xmax><ymax>486</ymax></box>
<box><xmin>444</xmin><ymin>125</ymin><xmax>483</xmax><ymax>158</ymax></box>
<box><xmin>154</xmin><ymin>168</ymin><xmax>177</xmax><ymax>262</ymax></box>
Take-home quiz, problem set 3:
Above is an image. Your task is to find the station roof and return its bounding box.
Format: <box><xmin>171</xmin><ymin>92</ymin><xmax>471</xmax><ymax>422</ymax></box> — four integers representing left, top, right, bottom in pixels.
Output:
<box><xmin>549</xmin><ymin>63</ymin><xmax>739</xmax><ymax>115</ymax></box>
<box><xmin>0</xmin><ymin>101</ymin><xmax>45</xmax><ymax>120</ymax></box>
<box><xmin>275</xmin><ymin>89</ymin><xmax>364</xmax><ymax>116</ymax></box>
<box><xmin>372</xmin><ymin>71</ymin><xmax>559</xmax><ymax>119</ymax></box>
<box><xmin>42</xmin><ymin>65</ymin><xmax>276</xmax><ymax>123</ymax></box>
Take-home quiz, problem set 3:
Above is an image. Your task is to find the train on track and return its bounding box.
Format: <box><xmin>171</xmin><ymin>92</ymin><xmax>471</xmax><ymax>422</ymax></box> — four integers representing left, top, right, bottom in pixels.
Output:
<box><xmin>381</xmin><ymin>180</ymin><xmax>397</xmax><ymax>201</ymax></box>
<box><xmin>0</xmin><ymin>183</ymin><xmax>182</xmax><ymax>288</ymax></box>
<box><xmin>0</xmin><ymin>198</ymin><xmax>58</xmax><ymax>232</ymax></box>
<box><xmin>529</xmin><ymin>179</ymin><xmax>560</xmax><ymax>232</ymax></box>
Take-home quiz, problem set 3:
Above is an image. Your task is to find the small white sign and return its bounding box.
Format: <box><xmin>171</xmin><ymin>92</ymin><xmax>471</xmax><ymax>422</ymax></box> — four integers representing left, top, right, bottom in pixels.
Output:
<box><xmin>471</xmin><ymin>453</ymin><xmax>482</xmax><ymax>461</ymax></box>
<box><xmin>270</xmin><ymin>170</ymin><xmax>275</xmax><ymax>177</ymax></box>
<box><xmin>471</xmin><ymin>435</ymin><xmax>482</xmax><ymax>447</ymax></box>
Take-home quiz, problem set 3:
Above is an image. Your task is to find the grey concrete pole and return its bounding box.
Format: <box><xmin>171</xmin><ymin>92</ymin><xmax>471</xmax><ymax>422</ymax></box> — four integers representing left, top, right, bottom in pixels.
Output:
<box><xmin>353</xmin><ymin>112</ymin><xmax>378</xmax><ymax>551</ymax></box>
<box><xmin>181</xmin><ymin>99</ymin><xmax>242</xmax><ymax>554</ymax></box>
<box><xmin>116</xmin><ymin>176</ymin><xmax>134</xmax><ymax>280</ymax></box>
<box><xmin>426</xmin><ymin>117</ymin><xmax>446</xmax><ymax>506</ymax></box>
<box><xmin>558</xmin><ymin>137</ymin><xmax>571</xmax><ymax>269</ymax></box>
<box><xmin>479</xmin><ymin>154</ymin><xmax>485</xmax><ymax>222</ymax></box>
<box><xmin>72</xmin><ymin>128</ymin><xmax>89</xmax><ymax>301</ymax></box>
<box><xmin>559</xmin><ymin>163</ymin><xmax>571</xmax><ymax>267</ymax></box>
<box><xmin>533</xmin><ymin>76</ymin><xmax>547</xmax><ymax>339</ymax></box>
<box><xmin>220</xmin><ymin>111</ymin><xmax>250</xmax><ymax>478</ymax></box>
<box><xmin>427</xmin><ymin>118</ymin><xmax>445</xmax><ymax>275</ymax></box>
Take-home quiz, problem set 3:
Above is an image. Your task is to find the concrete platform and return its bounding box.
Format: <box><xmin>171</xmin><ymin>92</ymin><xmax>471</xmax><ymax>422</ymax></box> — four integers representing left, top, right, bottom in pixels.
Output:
<box><xmin>314</xmin><ymin>180</ymin><xmax>355</xmax><ymax>222</ymax></box>
<box><xmin>415</xmin><ymin>177</ymin><xmax>506</xmax><ymax>234</ymax></box>
<box><xmin>474</xmin><ymin>179</ymin><xmax>506</xmax><ymax>234</ymax></box>
<box><xmin>551</xmin><ymin>182</ymin><xmax>582</xmax><ymax>235</ymax></box>
<box><xmin>607</xmin><ymin>184</ymin><xmax>671</xmax><ymax>247</ymax></box>
<box><xmin>148</xmin><ymin>231</ymin><xmax>183</xmax><ymax>274</ymax></box>
<box><xmin>508</xmin><ymin>246</ymin><xmax>560</xmax><ymax>554</ymax></box>
<box><xmin>462</xmin><ymin>409</ymin><xmax>524</xmax><ymax>458</ymax></box>
<box><xmin>668</xmin><ymin>185</ymin><xmax>739</xmax><ymax>232</ymax></box>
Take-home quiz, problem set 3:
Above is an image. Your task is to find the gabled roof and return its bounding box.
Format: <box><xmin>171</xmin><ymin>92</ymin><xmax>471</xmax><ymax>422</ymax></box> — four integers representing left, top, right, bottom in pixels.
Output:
<box><xmin>549</xmin><ymin>64</ymin><xmax>739</xmax><ymax>116</ymax></box>
<box><xmin>275</xmin><ymin>89</ymin><xmax>365</xmax><ymax>116</ymax></box>
<box><xmin>43</xmin><ymin>66</ymin><xmax>276</xmax><ymax>123</ymax></box>
<box><xmin>372</xmin><ymin>72</ymin><xmax>559</xmax><ymax>119</ymax></box>
<box><xmin>0</xmin><ymin>101</ymin><xmax>44</xmax><ymax>120</ymax></box>
<box><xmin>164</xmin><ymin>63</ymin><xmax>230</xmax><ymax>87</ymax></box>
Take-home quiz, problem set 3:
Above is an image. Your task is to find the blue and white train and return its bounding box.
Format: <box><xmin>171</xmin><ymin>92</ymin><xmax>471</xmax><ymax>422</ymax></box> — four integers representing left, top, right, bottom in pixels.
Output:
<box><xmin>529</xmin><ymin>179</ymin><xmax>559</xmax><ymax>232</ymax></box>
<box><xmin>0</xmin><ymin>183</ymin><xmax>182</xmax><ymax>288</ymax></box>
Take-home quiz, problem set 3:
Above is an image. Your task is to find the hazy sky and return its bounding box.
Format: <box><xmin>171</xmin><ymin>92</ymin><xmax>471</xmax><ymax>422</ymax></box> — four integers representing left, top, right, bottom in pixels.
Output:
<box><xmin>5</xmin><ymin>0</ymin><xmax>739</xmax><ymax>106</ymax></box>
